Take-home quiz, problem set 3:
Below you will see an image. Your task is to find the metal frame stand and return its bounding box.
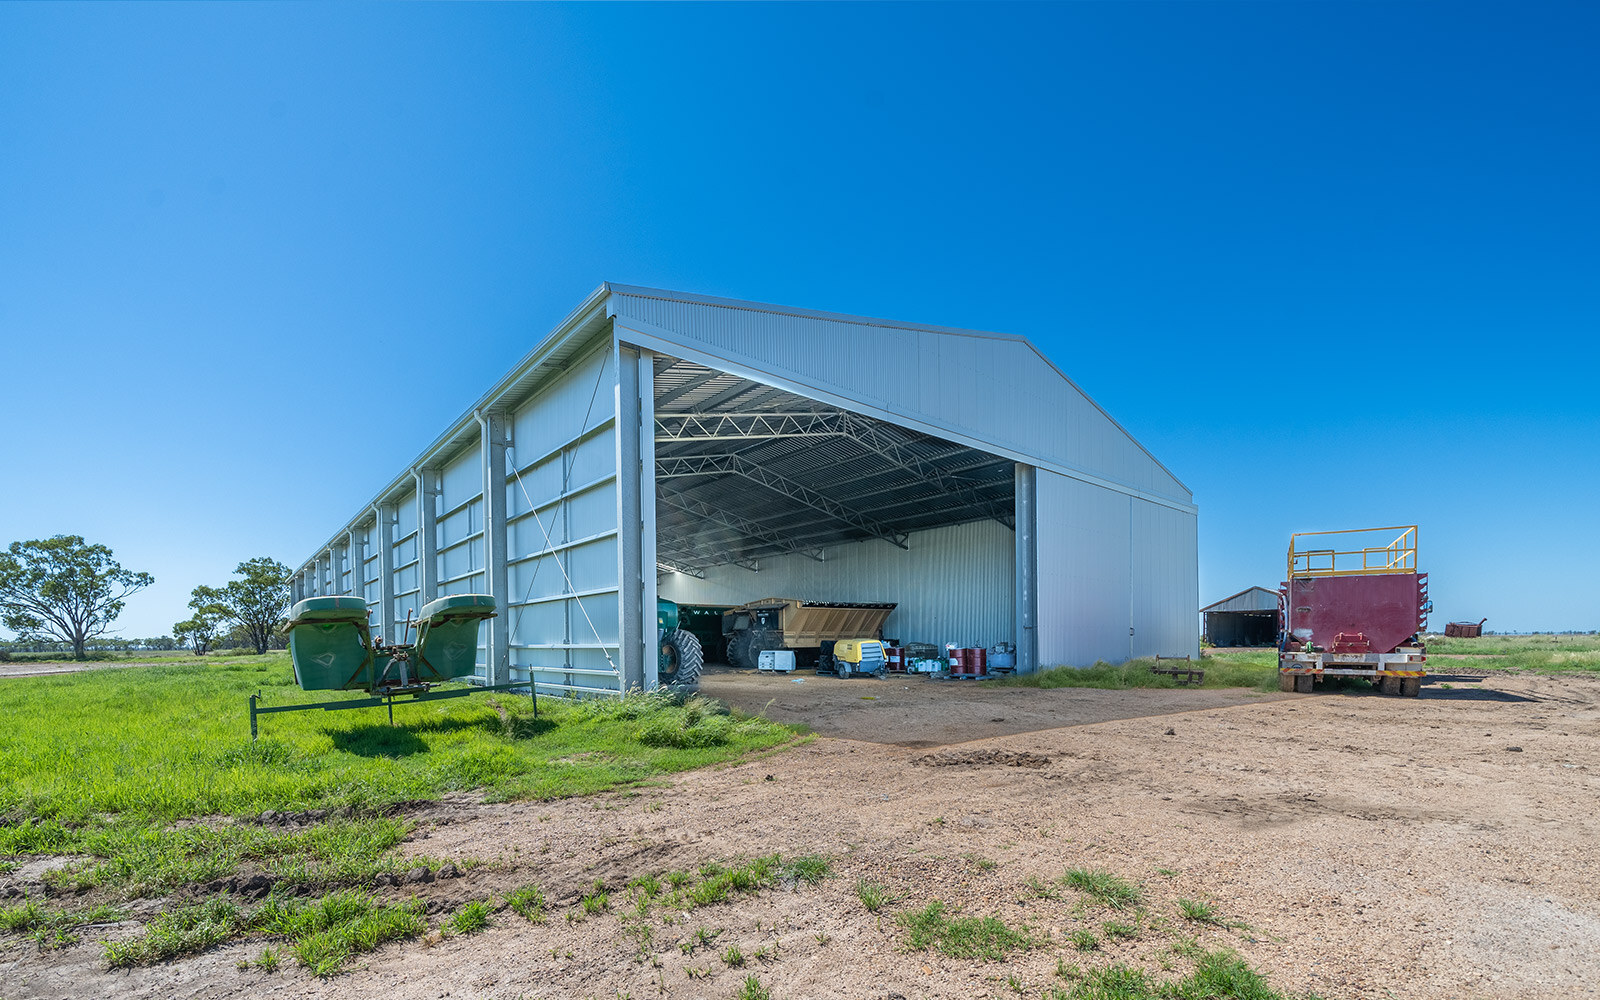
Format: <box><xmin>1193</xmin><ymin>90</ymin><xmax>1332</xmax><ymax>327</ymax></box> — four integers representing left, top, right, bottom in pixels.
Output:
<box><xmin>249</xmin><ymin>682</ymin><xmax>536</xmax><ymax>741</ymax></box>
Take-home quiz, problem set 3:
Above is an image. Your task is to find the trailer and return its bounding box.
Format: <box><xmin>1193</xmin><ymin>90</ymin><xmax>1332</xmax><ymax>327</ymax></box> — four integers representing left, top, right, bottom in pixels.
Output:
<box><xmin>1278</xmin><ymin>526</ymin><xmax>1432</xmax><ymax>696</ymax></box>
<box><xmin>1444</xmin><ymin>618</ymin><xmax>1488</xmax><ymax>638</ymax></box>
<box><xmin>721</xmin><ymin>597</ymin><xmax>897</xmax><ymax>670</ymax></box>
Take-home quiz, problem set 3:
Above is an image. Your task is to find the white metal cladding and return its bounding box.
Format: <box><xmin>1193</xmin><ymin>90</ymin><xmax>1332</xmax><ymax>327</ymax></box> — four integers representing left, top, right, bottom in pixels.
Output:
<box><xmin>607</xmin><ymin>286</ymin><xmax>1193</xmax><ymax>511</ymax></box>
<box><xmin>437</xmin><ymin>445</ymin><xmax>486</xmax><ymax>596</ymax></box>
<box><xmin>1035</xmin><ymin>469</ymin><xmax>1198</xmax><ymax>666</ymax></box>
<box><xmin>1200</xmin><ymin>587</ymin><xmax>1279</xmax><ymax>613</ymax></box>
<box><xmin>295</xmin><ymin>282</ymin><xmax>1197</xmax><ymax>687</ymax></box>
<box><xmin>658</xmin><ymin>520</ymin><xmax>1016</xmax><ymax>650</ymax></box>
<box><xmin>503</xmin><ymin>343</ymin><xmax>621</xmax><ymax>696</ymax></box>
<box><xmin>391</xmin><ymin>488</ymin><xmax>421</xmax><ymax>626</ymax></box>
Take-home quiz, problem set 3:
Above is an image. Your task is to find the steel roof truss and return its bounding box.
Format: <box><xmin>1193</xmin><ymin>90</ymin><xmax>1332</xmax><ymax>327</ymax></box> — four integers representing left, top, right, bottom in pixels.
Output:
<box><xmin>656</xmin><ymin>453</ymin><xmax>910</xmax><ymax>549</ymax></box>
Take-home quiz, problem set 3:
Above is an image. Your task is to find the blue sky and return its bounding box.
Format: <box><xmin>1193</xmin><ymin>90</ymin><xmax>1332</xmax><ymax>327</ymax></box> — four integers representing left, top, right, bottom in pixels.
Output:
<box><xmin>1</xmin><ymin>2</ymin><xmax>1595</xmax><ymax>639</ymax></box>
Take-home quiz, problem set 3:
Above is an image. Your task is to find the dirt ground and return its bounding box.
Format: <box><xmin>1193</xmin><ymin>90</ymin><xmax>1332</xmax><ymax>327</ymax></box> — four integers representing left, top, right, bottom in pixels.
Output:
<box><xmin>697</xmin><ymin>664</ymin><xmax>1294</xmax><ymax>745</ymax></box>
<box><xmin>4</xmin><ymin>671</ymin><xmax>1599</xmax><ymax>1000</ymax></box>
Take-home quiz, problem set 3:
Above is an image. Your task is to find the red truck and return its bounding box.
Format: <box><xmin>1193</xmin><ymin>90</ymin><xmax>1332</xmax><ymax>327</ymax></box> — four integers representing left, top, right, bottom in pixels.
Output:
<box><xmin>1278</xmin><ymin>526</ymin><xmax>1432</xmax><ymax>696</ymax></box>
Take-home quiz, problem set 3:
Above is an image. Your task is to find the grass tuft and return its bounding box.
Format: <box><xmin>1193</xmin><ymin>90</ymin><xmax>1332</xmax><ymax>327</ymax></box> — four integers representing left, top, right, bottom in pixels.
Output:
<box><xmin>735</xmin><ymin>975</ymin><xmax>772</xmax><ymax>1000</ymax></box>
<box><xmin>1062</xmin><ymin>868</ymin><xmax>1144</xmax><ymax>910</ymax></box>
<box><xmin>448</xmin><ymin>899</ymin><xmax>492</xmax><ymax>935</ymax></box>
<box><xmin>855</xmin><ymin>879</ymin><xmax>899</xmax><ymax>912</ymax></box>
<box><xmin>897</xmin><ymin>901</ymin><xmax>1034</xmax><ymax>960</ymax></box>
<box><xmin>505</xmin><ymin>884</ymin><xmax>545</xmax><ymax>922</ymax></box>
<box><xmin>1177</xmin><ymin>897</ymin><xmax>1220</xmax><ymax>924</ymax></box>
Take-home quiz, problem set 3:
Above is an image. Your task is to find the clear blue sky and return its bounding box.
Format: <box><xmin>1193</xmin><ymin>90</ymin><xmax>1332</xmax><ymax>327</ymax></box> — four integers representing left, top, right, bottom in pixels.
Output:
<box><xmin>1</xmin><ymin>2</ymin><xmax>1595</xmax><ymax>639</ymax></box>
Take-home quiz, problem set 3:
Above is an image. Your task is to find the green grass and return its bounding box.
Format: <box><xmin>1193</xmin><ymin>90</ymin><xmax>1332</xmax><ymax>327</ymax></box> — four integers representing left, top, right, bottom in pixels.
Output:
<box><xmin>0</xmin><ymin>655</ymin><xmax>796</xmax><ymax>826</ymax></box>
<box><xmin>447</xmin><ymin>899</ymin><xmax>491</xmax><ymax>935</ymax></box>
<box><xmin>505</xmin><ymin>884</ymin><xmax>546</xmax><ymax>922</ymax></box>
<box><xmin>855</xmin><ymin>878</ymin><xmax>901</xmax><ymax>912</ymax></box>
<box><xmin>1425</xmin><ymin>633</ymin><xmax>1600</xmax><ymax>655</ymax></box>
<box><xmin>736</xmin><ymin>975</ymin><xmax>772</xmax><ymax>1000</ymax></box>
<box><xmin>1062</xmin><ymin>868</ymin><xmax>1144</xmax><ymax>910</ymax></box>
<box><xmin>897</xmin><ymin>901</ymin><xmax>1034</xmax><ymax>960</ymax></box>
<box><xmin>1056</xmin><ymin>949</ymin><xmax>1302</xmax><ymax>999</ymax></box>
<box><xmin>1177</xmin><ymin>898</ymin><xmax>1220</xmax><ymax>924</ymax></box>
<box><xmin>103</xmin><ymin>890</ymin><xmax>425</xmax><ymax>975</ymax></box>
<box><xmin>989</xmin><ymin>653</ymin><xmax>1279</xmax><ymax>692</ymax></box>
<box><xmin>14</xmin><ymin>815</ymin><xmax>424</xmax><ymax>900</ymax></box>
<box><xmin>0</xmin><ymin>900</ymin><xmax>126</xmax><ymax>949</ymax></box>
<box><xmin>721</xmin><ymin>943</ymin><xmax>745</xmax><ymax>967</ymax></box>
<box><xmin>1102</xmin><ymin>920</ymin><xmax>1139</xmax><ymax>941</ymax></box>
<box><xmin>1068</xmin><ymin>929</ymin><xmax>1099</xmax><ymax>952</ymax></box>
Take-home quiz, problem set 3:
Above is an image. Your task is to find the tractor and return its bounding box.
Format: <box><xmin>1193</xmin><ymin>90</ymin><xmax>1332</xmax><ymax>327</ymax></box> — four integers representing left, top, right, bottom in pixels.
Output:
<box><xmin>657</xmin><ymin>598</ymin><xmax>703</xmax><ymax>692</ymax></box>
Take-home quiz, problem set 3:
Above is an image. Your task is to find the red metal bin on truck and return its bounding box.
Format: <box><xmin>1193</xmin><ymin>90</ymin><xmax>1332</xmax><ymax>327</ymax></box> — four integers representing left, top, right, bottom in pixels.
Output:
<box><xmin>1278</xmin><ymin>525</ymin><xmax>1432</xmax><ymax>696</ymax></box>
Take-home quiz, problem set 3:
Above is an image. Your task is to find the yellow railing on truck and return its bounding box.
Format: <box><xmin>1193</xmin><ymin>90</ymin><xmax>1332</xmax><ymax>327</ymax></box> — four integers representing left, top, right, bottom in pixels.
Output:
<box><xmin>1288</xmin><ymin>525</ymin><xmax>1417</xmax><ymax>579</ymax></box>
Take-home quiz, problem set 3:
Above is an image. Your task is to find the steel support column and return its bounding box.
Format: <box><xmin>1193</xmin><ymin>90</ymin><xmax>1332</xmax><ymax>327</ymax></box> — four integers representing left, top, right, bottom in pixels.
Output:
<box><xmin>375</xmin><ymin>503</ymin><xmax>397</xmax><ymax>643</ymax></box>
<box><xmin>481</xmin><ymin>412</ymin><xmax>511</xmax><ymax>687</ymax></box>
<box><xmin>637</xmin><ymin>349</ymin><xmax>658</xmax><ymax>690</ymax></box>
<box><xmin>1015</xmin><ymin>463</ymin><xmax>1038</xmax><ymax>674</ymax></box>
<box><xmin>348</xmin><ymin>528</ymin><xmax>365</xmax><ymax>601</ymax></box>
<box><xmin>415</xmin><ymin>468</ymin><xmax>440</xmax><ymax>606</ymax></box>
<box><xmin>615</xmin><ymin>344</ymin><xmax>647</xmax><ymax>692</ymax></box>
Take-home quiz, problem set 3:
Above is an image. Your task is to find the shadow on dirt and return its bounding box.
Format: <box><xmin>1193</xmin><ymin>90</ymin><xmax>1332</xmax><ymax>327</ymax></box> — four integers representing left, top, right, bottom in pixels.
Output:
<box><xmin>1420</xmin><ymin>684</ymin><xmax>1538</xmax><ymax>703</ymax></box>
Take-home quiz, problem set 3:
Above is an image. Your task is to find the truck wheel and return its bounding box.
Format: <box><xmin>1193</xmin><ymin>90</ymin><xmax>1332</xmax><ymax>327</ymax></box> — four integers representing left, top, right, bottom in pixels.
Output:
<box><xmin>1379</xmin><ymin>676</ymin><xmax>1401</xmax><ymax>696</ymax></box>
<box><xmin>660</xmin><ymin>628</ymin><xmax>702</xmax><ymax>693</ymax></box>
<box><xmin>724</xmin><ymin>630</ymin><xmax>752</xmax><ymax>669</ymax></box>
<box><xmin>1400</xmin><ymin>676</ymin><xmax>1422</xmax><ymax>698</ymax></box>
<box><xmin>1293</xmin><ymin>674</ymin><xmax>1314</xmax><ymax>693</ymax></box>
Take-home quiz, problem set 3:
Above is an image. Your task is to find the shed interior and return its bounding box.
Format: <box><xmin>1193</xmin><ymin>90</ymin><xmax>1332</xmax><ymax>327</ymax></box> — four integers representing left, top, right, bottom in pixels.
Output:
<box><xmin>1203</xmin><ymin>611</ymin><xmax>1277</xmax><ymax>647</ymax></box>
<box><xmin>650</xmin><ymin>355</ymin><xmax>1019</xmax><ymax>659</ymax></box>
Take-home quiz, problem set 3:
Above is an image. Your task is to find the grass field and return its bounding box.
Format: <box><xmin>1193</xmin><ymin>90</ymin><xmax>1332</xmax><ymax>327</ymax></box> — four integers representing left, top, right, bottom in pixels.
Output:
<box><xmin>992</xmin><ymin>636</ymin><xmax>1600</xmax><ymax>692</ymax></box>
<box><xmin>991</xmin><ymin>652</ymin><xmax>1281</xmax><ymax>693</ymax></box>
<box><xmin>0</xmin><ymin>653</ymin><xmax>799</xmax><ymax>973</ymax></box>
<box><xmin>1424</xmin><ymin>632</ymin><xmax>1600</xmax><ymax>671</ymax></box>
<box><xmin>0</xmin><ymin>653</ymin><xmax>794</xmax><ymax>825</ymax></box>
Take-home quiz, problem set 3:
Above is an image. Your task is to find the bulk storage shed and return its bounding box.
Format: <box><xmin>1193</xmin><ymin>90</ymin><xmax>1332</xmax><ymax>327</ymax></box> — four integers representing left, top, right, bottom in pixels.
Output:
<box><xmin>1200</xmin><ymin>587</ymin><xmax>1281</xmax><ymax>647</ymax></box>
<box><xmin>292</xmin><ymin>284</ymin><xmax>1199</xmax><ymax>695</ymax></box>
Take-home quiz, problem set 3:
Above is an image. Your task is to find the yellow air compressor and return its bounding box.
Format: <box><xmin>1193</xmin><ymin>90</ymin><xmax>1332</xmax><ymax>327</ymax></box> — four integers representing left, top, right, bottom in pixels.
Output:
<box><xmin>827</xmin><ymin>639</ymin><xmax>887</xmax><ymax>678</ymax></box>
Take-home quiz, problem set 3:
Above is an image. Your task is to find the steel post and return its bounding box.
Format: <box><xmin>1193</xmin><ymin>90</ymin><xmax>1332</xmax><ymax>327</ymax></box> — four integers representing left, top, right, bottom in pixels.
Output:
<box><xmin>482</xmin><ymin>412</ymin><xmax>511</xmax><ymax>687</ymax></box>
<box><xmin>615</xmin><ymin>343</ymin><xmax>646</xmax><ymax>693</ymax></box>
<box><xmin>376</xmin><ymin>503</ymin><xmax>397</xmax><ymax>644</ymax></box>
<box><xmin>1014</xmin><ymin>463</ymin><xmax>1038</xmax><ymax>674</ymax></box>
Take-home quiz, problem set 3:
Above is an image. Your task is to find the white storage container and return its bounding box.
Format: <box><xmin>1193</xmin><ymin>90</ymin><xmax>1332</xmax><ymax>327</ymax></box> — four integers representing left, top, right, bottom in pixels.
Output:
<box><xmin>757</xmin><ymin>649</ymin><xmax>796</xmax><ymax>672</ymax></box>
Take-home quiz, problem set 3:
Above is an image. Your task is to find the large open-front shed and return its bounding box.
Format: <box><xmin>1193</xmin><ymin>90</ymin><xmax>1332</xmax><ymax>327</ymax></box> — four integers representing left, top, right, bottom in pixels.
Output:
<box><xmin>292</xmin><ymin>285</ymin><xmax>1198</xmax><ymax>694</ymax></box>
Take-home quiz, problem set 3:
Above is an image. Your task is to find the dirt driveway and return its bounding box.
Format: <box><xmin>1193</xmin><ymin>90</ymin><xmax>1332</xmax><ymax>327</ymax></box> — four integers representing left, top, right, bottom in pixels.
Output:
<box><xmin>699</xmin><ymin>665</ymin><xmax>1292</xmax><ymax>745</ymax></box>
<box><xmin>5</xmin><ymin>672</ymin><xmax>1598</xmax><ymax>1000</ymax></box>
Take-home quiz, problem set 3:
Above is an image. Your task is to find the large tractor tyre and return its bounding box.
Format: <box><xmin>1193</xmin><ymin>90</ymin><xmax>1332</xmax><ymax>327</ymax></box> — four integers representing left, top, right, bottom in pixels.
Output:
<box><xmin>745</xmin><ymin>629</ymin><xmax>784</xmax><ymax>663</ymax></box>
<box><xmin>724</xmin><ymin>630</ymin><xmax>754</xmax><ymax>669</ymax></box>
<box><xmin>659</xmin><ymin>628</ymin><xmax>703</xmax><ymax>693</ymax></box>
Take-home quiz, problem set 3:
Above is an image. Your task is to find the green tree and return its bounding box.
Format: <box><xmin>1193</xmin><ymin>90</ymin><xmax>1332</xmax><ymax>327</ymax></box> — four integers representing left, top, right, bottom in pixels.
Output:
<box><xmin>0</xmin><ymin>536</ymin><xmax>154</xmax><ymax>661</ymax></box>
<box><xmin>174</xmin><ymin>584</ymin><xmax>228</xmax><ymax>655</ymax></box>
<box><xmin>221</xmin><ymin>558</ymin><xmax>292</xmax><ymax>655</ymax></box>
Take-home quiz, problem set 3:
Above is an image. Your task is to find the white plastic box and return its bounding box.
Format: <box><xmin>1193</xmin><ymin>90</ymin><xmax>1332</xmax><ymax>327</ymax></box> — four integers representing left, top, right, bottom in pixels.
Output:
<box><xmin>757</xmin><ymin>649</ymin><xmax>797</xmax><ymax>672</ymax></box>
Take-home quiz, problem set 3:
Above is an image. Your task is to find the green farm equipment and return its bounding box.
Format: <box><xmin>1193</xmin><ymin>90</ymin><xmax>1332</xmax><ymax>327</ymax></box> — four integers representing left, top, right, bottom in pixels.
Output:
<box><xmin>253</xmin><ymin>593</ymin><xmax>527</xmax><ymax>739</ymax></box>
<box><xmin>657</xmin><ymin>598</ymin><xmax>703</xmax><ymax>692</ymax></box>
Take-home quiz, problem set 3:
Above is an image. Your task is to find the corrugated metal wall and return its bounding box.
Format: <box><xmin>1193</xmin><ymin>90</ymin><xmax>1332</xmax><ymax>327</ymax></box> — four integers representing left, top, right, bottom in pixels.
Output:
<box><xmin>293</xmin><ymin>337</ymin><xmax>622</xmax><ymax>696</ymax></box>
<box><xmin>610</xmin><ymin>288</ymin><xmax>1192</xmax><ymax>509</ymax></box>
<box><xmin>1035</xmin><ymin>469</ymin><xmax>1198</xmax><ymax>666</ymax></box>
<box><xmin>658</xmin><ymin>519</ymin><xmax>1016</xmax><ymax>650</ymax></box>
<box><xmin>503</xmin><ymin>344</ymin><xmax>621</xmax><ymax>694</ymax></box>
<box><xmin>296</xmin><ymin>284</ymin><xmax>1198</xmax><ymax>688</ymax></box>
